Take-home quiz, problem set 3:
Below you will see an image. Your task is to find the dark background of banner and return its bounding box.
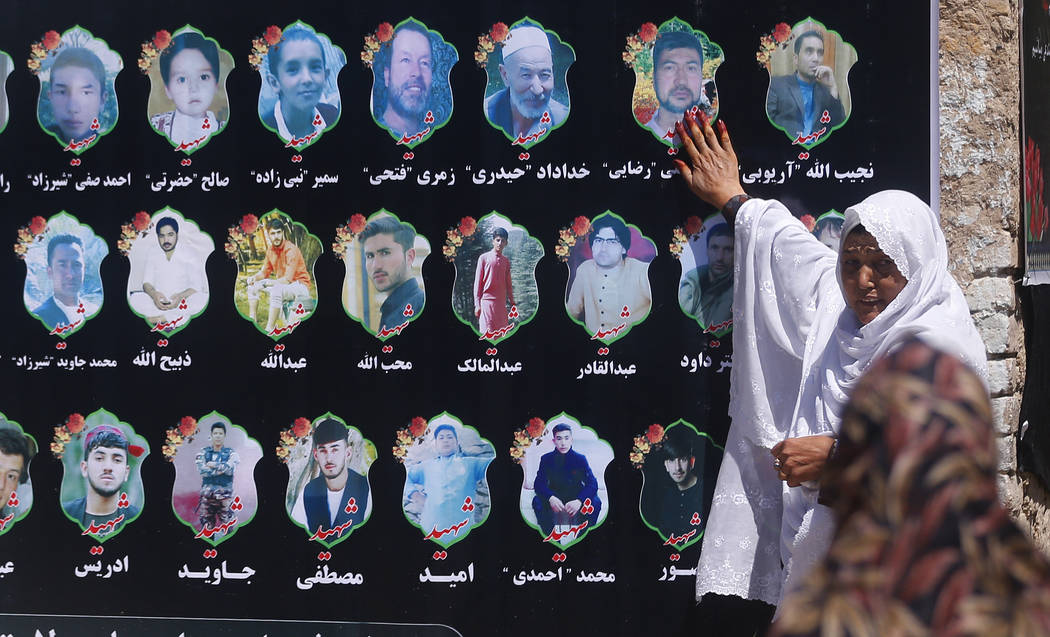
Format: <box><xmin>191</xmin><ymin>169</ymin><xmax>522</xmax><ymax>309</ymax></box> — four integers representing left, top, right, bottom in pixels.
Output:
<box><xmin>0</xmin><ymin>1</ymin><xmax>931</xmax><ymax>635</ymax></box>
<box><xmin>1020</xmin><ymin>0</ymin><xmax>1050</xmax><ymax>495</ymax></box>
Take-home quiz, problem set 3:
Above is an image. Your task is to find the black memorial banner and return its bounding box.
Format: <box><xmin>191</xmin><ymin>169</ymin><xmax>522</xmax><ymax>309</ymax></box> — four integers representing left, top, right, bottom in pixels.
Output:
<box><xmin>0</xmin><ymin>1</ymin><xmax>931</xmax><ymax>635</ymax></box>
<box><xmin>1020</xmin><ymin>0</ymin><xmax>1050</xmax><ymax>493</ymax></box>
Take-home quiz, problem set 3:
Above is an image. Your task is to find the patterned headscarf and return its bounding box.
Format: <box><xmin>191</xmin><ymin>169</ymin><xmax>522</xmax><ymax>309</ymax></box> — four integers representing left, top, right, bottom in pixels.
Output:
<box><xmin>773</xmin><ymin>340</ymin><xmax>1050</xmax><ymax>637</ymax></box>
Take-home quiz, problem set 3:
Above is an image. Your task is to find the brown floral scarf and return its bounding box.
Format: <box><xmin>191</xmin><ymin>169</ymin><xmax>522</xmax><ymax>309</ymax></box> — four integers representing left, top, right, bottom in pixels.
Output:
<box><xmin>772</xmin><ymin>339</ymin><xmax>1050</xmax><ymax>637</ymax></box>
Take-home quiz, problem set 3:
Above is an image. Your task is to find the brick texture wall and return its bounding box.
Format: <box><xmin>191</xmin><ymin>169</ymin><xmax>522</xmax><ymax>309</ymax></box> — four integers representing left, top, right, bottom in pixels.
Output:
<box><xmin>940</xmin><ymin>0</ymin><xmax>1050</xmax><ymax>552</ymax></box>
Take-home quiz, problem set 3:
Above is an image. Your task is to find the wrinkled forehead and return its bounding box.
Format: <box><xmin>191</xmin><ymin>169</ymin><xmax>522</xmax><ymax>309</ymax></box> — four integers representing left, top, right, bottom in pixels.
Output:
<box><xmin>840</xmin><ymin>228</ymin><xmax>881</xmax><ymax>253</ymax></box>
<box><xmin>842</xmin><ymin>191</ymin><xmax>941</xmax><ymax>280</ymax></box>
<box><xmin>506</xmin><ymin>46</ymin><xmax>553</xmax><ymax>71</ymax></box>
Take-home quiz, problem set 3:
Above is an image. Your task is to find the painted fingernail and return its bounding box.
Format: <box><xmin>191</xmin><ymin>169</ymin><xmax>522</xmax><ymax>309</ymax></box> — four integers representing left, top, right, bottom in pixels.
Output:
<box><xmin>717</xmin><ymin>120</ymin><xmax>726</xmax><ymax>134</ymax></box>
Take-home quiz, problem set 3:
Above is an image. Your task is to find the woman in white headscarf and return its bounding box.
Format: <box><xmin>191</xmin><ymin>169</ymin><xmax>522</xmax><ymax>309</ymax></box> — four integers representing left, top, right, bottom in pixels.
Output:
<box><xmin>671</xmin><ymin>112</ymin><xmax>988</xmax><ymax>612</ymax></box>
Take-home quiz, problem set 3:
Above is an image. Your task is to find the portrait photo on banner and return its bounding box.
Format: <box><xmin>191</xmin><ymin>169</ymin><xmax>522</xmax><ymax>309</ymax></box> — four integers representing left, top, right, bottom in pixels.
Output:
<box><xmin>479</xmin><ymin>18</ymin><xmax>574</xmax><ymax>148</ymax></box>
<box><xmin>143</xmin><ymin>26</ymin><xmax>234</xmax><ymax>153</ymax></box>
<box><xmin>338</xmin><ymin>210</ymin><xmax>429</xmax><ymax>340</ymax></box>
<box><xmin>676</xmin><ymin>212</ymin><xmax>734</xmax><ymax>336</ymax></box>
<box><xmin>562</xmin><ymin>211</ymin><xmax>656</xmax><ymax>343</ymax></box>
<box><xmin>761</xmin><ymin>18</ymin><xmax>857</xmax><ymax>148</ymax></box>
<box><xmin>125</xmin><ymin>208</ymin><xmax>213</xmax><ymax>336</ymax></box>
<box><xmin>254</xmin><ymin>21</ymin><xmax>345</xmax><ymax>149</ymax></box>
<box><xmin>399</xmin><ymin>414</ymin><xmax>495</xmax><ymax>549</ymax></box>
<box><xmin>21</xmin><ymin>212</ymin><xmax>108</xmax><ymax>338</ymax></box>
<box><xmin>0</xmin><ymin>50</ymin><xmax>12</xmax><ymax>135</ymax></box>
<box><xmin>30</xmin><ymin>26</ymin><xmax>122</xmax><ymax>153</ymax></box>
<box><xmin>518</xmin><ymin>414</ymin><xmax>612</xmax><ymax>549</ymax></box>
<box><xmin>282</xmin><ymin>414</ymin><xmax>375</xmax><ymax>548</ymax></box>
<box><xmin>168</xmin><ymin>412</ymin><xmax>262</xmax><ymax>545</ymax></box>
<box><xmin>812</xmin><ymin>209</ymin><xmax>846</xmax><ymax>251</ymax></box>
<box><xmin>449</xmin><ymin>212</ymin><xmax>543</xmax><ymax>343</ymax></box>
<box><xmin>624</xmin><ymin>18</ymin><xmax>723</xmax><ymax>146</ymax></box>
<box><xmin>367</xmin><ymin>18</ymin><xmax>458</xmax><ymax>147</ymax></box>
<box><xmin>636</xmin><ymin>420</ymin><xmax>721</xmax><ymax>550</ymax></box>
<box><xmin>0</xmin><ymin>417</ymin><xmax>37</xmax><ymax>537</ymax></box>
<box><xmin>228</xmin><ymin>210</ymin><xmax>320</xmax><ymax>340</ymax></box>
<box><xmin>54</xmin><ymin>410</ymin><xmax>148</xmax><ymax>541</ymax></box>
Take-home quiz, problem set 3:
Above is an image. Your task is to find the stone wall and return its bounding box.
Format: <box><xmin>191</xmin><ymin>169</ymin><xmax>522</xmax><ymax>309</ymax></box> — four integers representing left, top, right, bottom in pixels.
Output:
<box><xmin>939</xmin><ymin>0</ymin><xmax>1050</xmax><ymax>552</ymax></box>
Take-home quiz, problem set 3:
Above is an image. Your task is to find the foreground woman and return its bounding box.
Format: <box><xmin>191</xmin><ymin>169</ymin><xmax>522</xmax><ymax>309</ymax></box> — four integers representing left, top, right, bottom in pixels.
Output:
<box><xmin>773</xmin><ymin>340</ymin><xmax>1050</xmax><ymax>637</ymax></box>
<box><xmin>673</xmin><ymin>112</ymin><xmax>988</xmax><ymax>609</ymax></box>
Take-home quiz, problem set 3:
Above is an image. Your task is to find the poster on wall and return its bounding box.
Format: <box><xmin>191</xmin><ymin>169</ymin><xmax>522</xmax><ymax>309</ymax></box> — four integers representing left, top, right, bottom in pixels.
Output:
<box><xmin>1019</xmin><ymin>0</ymin><xmax>1050</xmax><ymax>510</ymax></box>
<box><xmin>1023</xmin><ymin>0</ymin><xmax>1050</xmax><ymax>285</ymax></box>
<box><xmin>0</xmin><ymin>1</ymin><xmax>935</xmax><ymax>634</ymax></box>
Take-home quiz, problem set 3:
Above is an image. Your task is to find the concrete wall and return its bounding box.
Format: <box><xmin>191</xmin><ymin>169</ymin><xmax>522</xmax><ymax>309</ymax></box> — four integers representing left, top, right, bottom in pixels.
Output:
<box><xmin>939</xmin><ymin>0</ymin><xmax>1050</xmax><ymax>552</ymax></box>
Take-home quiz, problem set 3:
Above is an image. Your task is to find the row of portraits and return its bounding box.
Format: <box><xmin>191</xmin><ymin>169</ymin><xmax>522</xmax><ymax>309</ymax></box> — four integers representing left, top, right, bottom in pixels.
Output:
<box><xmin>19</xmin><ymin>208</ymin><xmax>847</xmax><ymax>342</ymax></box>
<box><xmin>0</xmin><ymin>410</ymin><xmax>720</xmax><ymax>551</ymax></box>
<box><xmin>1</xmin><ymin>18</ymin><xmax>857</xmax><ymax>153</ymax></box>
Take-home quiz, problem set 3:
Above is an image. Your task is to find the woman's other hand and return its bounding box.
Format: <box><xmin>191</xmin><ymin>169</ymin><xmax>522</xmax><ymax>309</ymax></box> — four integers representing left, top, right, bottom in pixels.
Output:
<box><xmin>772</xmin><ymin>435</ymin><xmax>835</xmax><ymax>487</ymax></box>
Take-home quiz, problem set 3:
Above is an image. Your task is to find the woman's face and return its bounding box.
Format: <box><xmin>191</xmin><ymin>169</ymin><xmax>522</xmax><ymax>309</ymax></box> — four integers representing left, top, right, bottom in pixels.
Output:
<box><xmin>840</xmin><ymin>229</ymin><xmax>908</xmax><ymax>325</ymax></box>
<box><xmin>165</xmin><ymin>48</ymin><xmax>217</xmax><ymax>118</ymax></box>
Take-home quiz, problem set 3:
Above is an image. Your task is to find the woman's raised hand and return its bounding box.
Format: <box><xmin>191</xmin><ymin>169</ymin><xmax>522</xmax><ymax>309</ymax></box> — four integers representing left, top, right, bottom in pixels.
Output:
<box><xmin>674</xmin><ymin>112</ymin><xmax>746</xmax><ymax>215</ymax></box>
